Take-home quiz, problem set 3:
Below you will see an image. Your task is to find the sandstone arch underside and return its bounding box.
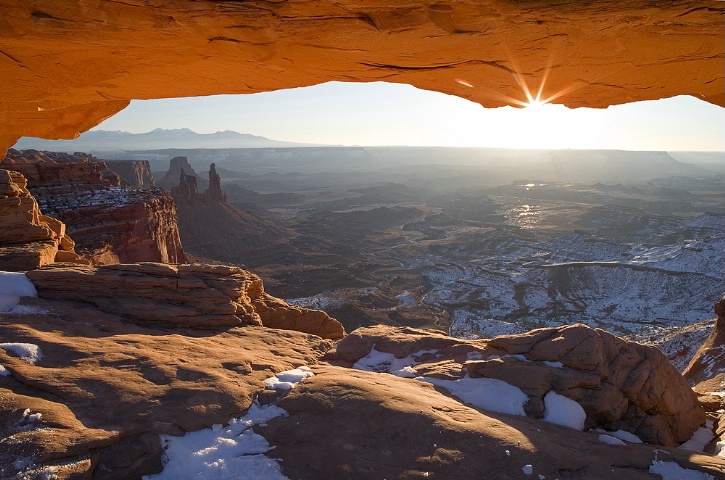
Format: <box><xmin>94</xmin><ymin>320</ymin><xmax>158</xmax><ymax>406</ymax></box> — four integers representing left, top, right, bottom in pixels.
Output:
<box><xmin>0</xmin><ymin>0</ymin><xmax>722</xmax><ymax>154</ymax></box>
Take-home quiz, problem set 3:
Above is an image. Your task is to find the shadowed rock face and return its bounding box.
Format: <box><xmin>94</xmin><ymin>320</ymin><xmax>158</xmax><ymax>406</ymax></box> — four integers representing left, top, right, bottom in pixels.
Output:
<box><xmin>0</xmin><ymin>0</ymin><xmax>722</xmax><ymax>151</ymax></box>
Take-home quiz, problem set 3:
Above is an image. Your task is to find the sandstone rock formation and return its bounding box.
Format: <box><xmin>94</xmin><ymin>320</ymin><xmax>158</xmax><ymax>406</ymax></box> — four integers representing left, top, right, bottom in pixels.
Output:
<box><xmin>167</xmin><ymin>159</ymin><xmax>228</xmax><ymax>205</ymax></box>
<box><xmin>331</xmin><ymin>323</ymin><xmax>705</xmax><ymax>447</ymax></box>
<box><xmin>104</xmin><ymin>160</ymin><xmax>156</xmax><ymax>189</ymax></box>
<box><xmin>3</xmin><ymin>150</ymin><xmax>186</xmax><ymax>265</ymax></box>
<box><xmin>0</xmin><ymin>169</ymin><xmax>86</xmax><ymax>270</ymax></box>
<box><xmin>684</xmin><ymin>296</ymin><xmax>725</xmax><ymax>455</ymax></box>
<box><xmin>684</xmin><ymin>295</ymin><xmax>725</xmax><ymax>386</ymax></box>
<box><xmin>170</xmin><ymin>168</ymin><xmax>199</xmax><ymax>204</ymax></box>
<box><xmin>158</xmin><ymin>156</ymin><xmax>206</xmax><ymax>192</ymax></box>
<box><xmin>205</xmin><ymin>163</ymin><xmax>226</xmax><ymax>203</ymax></box>
<box><xmin>26</xmin><ymin>262</ymin><xmax>344</xmax><ymax>339</ymax></box>
<box><xmin>262</xmin><ymin>365</ymin><xmax>723</xmax><ymax>480</ymax></box>
<box><xmin>0</xmin><ymin>301</ymin><xmax>334</xmax><ymax>479</ymax></box>
<box><xmin>2</xmin><ymin>301</ymin><xmax>722</xmax><ymax>480</ymax></box>
<box><xmin>0</xmin><ymin>0</ymin><xmax>722</xmax><ymax>152</ymax></box>
<box><xmin>3</xmin><ymin>149</ymin><xmax>120</xmax><ymax>187</ymax></box>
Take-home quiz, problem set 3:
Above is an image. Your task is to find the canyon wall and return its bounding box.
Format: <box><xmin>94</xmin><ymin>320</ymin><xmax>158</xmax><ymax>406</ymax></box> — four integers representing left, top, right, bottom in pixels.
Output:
<box><xmin>0</xmin><ymin>0</ymin><xmax>722</xmax><ymax>153</ymax></box>
<box><xmin>105</xmin><ymin>160</ymin><xmax>156</xmax><ymax>189</ymax></box>
<box><xmin>2</xmin><ymin>150</ymin><xmax>186</xmax><ymax>265</ymax></box>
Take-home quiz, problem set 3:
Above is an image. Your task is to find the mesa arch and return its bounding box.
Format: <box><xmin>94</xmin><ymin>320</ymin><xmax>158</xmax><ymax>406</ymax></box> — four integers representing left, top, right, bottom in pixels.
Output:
<box><xmin>0</xmin><ymin>0</ymin><xmax>722</xmax><ymax>155</ymax></box>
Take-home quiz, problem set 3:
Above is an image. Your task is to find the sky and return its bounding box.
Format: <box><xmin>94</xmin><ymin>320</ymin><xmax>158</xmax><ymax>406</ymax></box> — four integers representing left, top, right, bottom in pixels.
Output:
<box><xmin>92</xmin><ymin>81</ymin><xmax>725</xmax><ymax>151</ymax></box>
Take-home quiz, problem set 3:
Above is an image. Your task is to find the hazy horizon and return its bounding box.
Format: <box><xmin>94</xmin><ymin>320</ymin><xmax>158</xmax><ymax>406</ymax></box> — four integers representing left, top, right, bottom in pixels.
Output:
<box><xmin>13</xmin><ymin>81</ymin><xmax>724</xmax><ymax>153</ymax></box>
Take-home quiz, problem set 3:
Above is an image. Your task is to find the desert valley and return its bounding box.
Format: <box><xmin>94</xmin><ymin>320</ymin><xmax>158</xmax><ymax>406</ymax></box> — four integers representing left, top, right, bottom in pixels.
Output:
<box><xmin>1</xmin><ymin>0</ymin><xmax>724</xmax><ymax>479</ymax></box>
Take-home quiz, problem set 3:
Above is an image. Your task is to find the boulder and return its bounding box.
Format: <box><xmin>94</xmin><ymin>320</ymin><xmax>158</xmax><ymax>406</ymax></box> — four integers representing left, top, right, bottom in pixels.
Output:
<box><xmin>335</xmin><ymin>324</ymin><xmax>705</xmax><ymax>446</ymax></box>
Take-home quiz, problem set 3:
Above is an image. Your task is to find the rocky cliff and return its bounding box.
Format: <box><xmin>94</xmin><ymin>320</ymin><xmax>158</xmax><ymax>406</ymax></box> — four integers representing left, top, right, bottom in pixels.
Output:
<box><xmin>157</xmin><ymin>156</ymin><xmax>207</xmax><ymax>193</ymax></box>
<box><xmin>0</xmin><ymin>169</ymin><xmax>86</xmax><ymax>271</ymax></box>
<box><xmin>0</xmin><ymin>0</ymin><xmax>722</xmax><ymax>151</ymax></box>
<box><xmin>104</xmin><ymin>160</ymin><xmax>156</xmax><ymax>189</ymax></box>
<box><xmin>2</xmin><ymin>150</ymin><xmax>186</xmax><ymax>265</ymax></box>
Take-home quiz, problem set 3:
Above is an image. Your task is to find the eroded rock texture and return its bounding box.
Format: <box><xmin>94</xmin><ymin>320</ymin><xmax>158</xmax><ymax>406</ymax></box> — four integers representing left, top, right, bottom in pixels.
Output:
<box><xmin>104</xmin><ymin>160</ymin><xmax>156</xmax><ymax>189</ymax></box>
<box><xmin>263</xmin><ymin>366</ymin><xmax>723</xmax><ymax>480</ymax></box>
<box><xmin>0</xmin><ymin>303</ymin><xmax>334</xmax><ymax>479</ymax></box>
<box><xmin>26</xmin><ymin>262</ymin><xmax>345</xmax><ymax>339</ymax></box>
<box><xmin>332</xmin><ymin>323</ymin><xmax>705</xmax><ymax>447</ymax></box>
<box><xmin>0</xmin><ymin>169</ymin><xmax>86</xmax><ymax>270</ymax></box>
<box><xmin>3</xmin><ymin>150</ymin><xmax>187</xmax><ymax>265</ymax></box>
<box><xmin>0</xmin><ymin>0</ymin><xmax>722</xmax><ymax>152</ymax></box>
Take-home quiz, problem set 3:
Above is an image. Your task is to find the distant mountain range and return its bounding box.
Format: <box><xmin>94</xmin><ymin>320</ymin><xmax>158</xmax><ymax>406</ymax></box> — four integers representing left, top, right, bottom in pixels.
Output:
<box><xmin>12</xmin><ymin>128</ymin><xmax>321</xmax><ymax>152</ymax></box>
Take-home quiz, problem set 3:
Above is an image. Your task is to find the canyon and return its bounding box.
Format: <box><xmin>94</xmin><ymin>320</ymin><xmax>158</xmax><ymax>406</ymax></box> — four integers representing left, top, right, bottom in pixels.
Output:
<box><xmin>0</xmin><ymin>0</ymin><xmax>723</xmax><ymax>478</ymax></box>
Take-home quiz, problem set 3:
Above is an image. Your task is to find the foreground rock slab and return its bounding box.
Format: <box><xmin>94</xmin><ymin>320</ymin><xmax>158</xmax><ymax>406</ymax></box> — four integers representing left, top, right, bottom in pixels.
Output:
<box><xmin>0</xmin><ymin>300</ymin><xmax>333</xmax><ymax>479</ymax></box>
<box><xmin>262</xmin><ymin>365</ymin><xmax>724</xmax><ymax>480</ymax></box>
<box><xmin>25</xmin><ymin>262</ymin><xmax>345</xmax><ymax>339</ymax></box>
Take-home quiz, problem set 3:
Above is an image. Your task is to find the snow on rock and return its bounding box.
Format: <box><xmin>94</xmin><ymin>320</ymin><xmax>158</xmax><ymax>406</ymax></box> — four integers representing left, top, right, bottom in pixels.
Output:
<box><xmin>0</xmin><ymin>365</ymin><xmax>9</xmax><ymax>376</ymax></box>
<box><xmin>591</xmin><ymin>428</ymin><xmax>643</xmax><ymax>444</ymax></box>
<box><xmin>353</xmin><ymin>346</ymin><xmax>437</xmax><ymax>378</ymax></box>
<box><xmin>678</xmin><ymin>421</ymin><xmax>715</xmax><ymax>453</ymax></box>
<box><xmin>0</xmin><ymin>343</ymin><xmax>43</xmax><ymax>364</ymax></box>
<box><xmin>144</xmin><ymin>401</ymin><xmax>290</xmax><ymax>480</ymax></box>
<box><xmin>0</xmin><ymin>271</ymin><xmax>37</xmax><ymax>313</ymax></box>
<box><xmin>147</xmin><ymin>367</ymin><xmax>316</xmax><ymax>480</ymax></box>
<box><xmin>648</xmin><ymin>460</ymin><xmax>716</xmax><ymax>480</ymax></box>
<box><xmin>264</xmin><ymin>367</ymin><xmax>314</xmax><ymax>391</ymax></box>
<box><xmin>598</xmin><ymin>434</ymin><xmax>626</xmax><ymax>446</ymax></box>
<box><xmin>418</xmin><ymin>375</ymin><xmax>528</xmax><ymax>416</ymax></box>
<box><xmin>542</xmin><ymin>391</ymin><xmax>586</xmax><ymax>431</ymax></box>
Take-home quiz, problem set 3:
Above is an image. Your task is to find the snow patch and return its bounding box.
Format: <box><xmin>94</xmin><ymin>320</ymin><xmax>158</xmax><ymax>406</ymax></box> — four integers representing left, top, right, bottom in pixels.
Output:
<box><xmin>418</xmin><ymin>375</ymin><xmax>528</xmax><ymax>416</ymax></box>
<box><xmin>0</xmin><ymin>272</ymin><xmax>37</xmax><ymax>313</ymax></box>
<box><xmin>542</xmin><ymin>360</ymin><xmax>563</xmax><ymax>368</ymax></box>
<box><xmin>264</xmin><ymin>366</ymin><xmax>313</xmax><ymax>391</ymax></box>
<box><xmin>598</xmin><ymin>434</ymin><xmax>626</xmax><ymax>446</ymax></box>
<box><xmin>679</xmin><ymin>421</ymin><xmax>715</xmax><ymax>453</ymax></box>
<box><xmin>0</xmin><ymin>343</ymin><xmax>43</xmax><ymax>364</ymax></box>
<box><xmin>591</xmin><ymin>428</ymin><xmax>643</xmax><ymax>444</ymax></box>
<box><xmin>353</xmin><ymin>346</ymin><xmax>437</xmax><ymax>378</ymax></box>
<box><xmin>649</xmin><ymin>460</ymin><xmax>716</xmax><ymax>480</ymax></box>
<box><xmin>0</xmin><ymin>365</ymin><xmax>9</xmax><ymax>376</ymax></box>
<box><xmin>146</xmin><ymin>367</ymin><xmax>316</xmax><ymax>480</ymax></box>
<box><xmin>542</xmin><ymin>391</ymin><xmax>586</xmax><ymax>430</ymax></box>
<box><xmin>521</xmin><ymin>464</ymin><xmax>533</xmax><ymax>475</ymax></box>
<box><xmin>144</xmin><ymin>401</ymin><xmax>290</xmax><ymax>480</ymax></box>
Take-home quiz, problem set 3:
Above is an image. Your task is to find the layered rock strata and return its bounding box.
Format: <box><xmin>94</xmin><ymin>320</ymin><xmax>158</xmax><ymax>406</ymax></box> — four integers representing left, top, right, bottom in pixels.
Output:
<box><xmin>3</xmin><ymin>149</ymin><xmax>120</xmax><ymax>187</ymax></box>
<box><xmin>25</xmin><ymin>262</ymin><xmax>345</xmax><ymax>339</ymax></box>
<box><xmin>0</xmin><ymin>0</ymin><xmax>722</xmax><ymax>152</ymax></box>
<box><xmin>3</xmin><ymin>150</ymin><xmax>186</xmax><ymax>265</ymax></box>
<box><xmin>331</xmin><ymin>324</ymin><xmax>705</xmax><ymax>447</ymax></box>
<box><xmin>0</xmin><ymin>169</ymin><xmax>86</xmax><ymax>270</ymax></box>
<box><xmin>104</xmin><ymin>160</ymin><xmax>156</xmax><ymax>189</ymax></box>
